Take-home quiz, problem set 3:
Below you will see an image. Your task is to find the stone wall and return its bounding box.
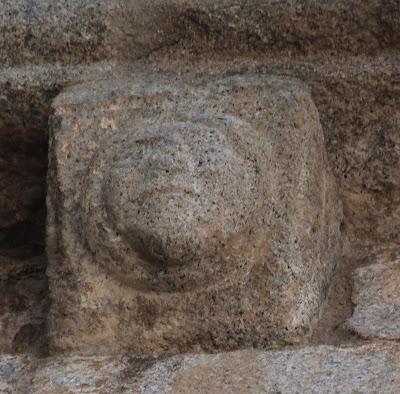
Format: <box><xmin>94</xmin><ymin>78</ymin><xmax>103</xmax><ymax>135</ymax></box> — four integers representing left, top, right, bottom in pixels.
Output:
<box><xmin>0</xmin><ymin>0</ymin><xmax>399</xmax><ymax>391</ymax></box>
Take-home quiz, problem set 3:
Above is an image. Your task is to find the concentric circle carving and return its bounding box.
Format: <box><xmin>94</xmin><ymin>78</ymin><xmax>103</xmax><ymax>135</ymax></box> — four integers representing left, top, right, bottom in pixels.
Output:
<box><xmin>81</xmin><ymin>114</ymin><xmax>262</xmax><ymax>292</ymax></box>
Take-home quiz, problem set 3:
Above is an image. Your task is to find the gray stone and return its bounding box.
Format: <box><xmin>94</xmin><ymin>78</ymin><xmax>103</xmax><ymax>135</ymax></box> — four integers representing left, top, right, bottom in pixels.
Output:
<box><xmin>31</xmin><ymin>354</ymin><xmax>128</xmax><ymax>394</ymax></box>
<box><xmin>131</xmin><ymin>342</ymin><xmax>400</xmax><ymax>394</ymax></box>
<box><xmin>0</xmin><ymin>354</ymin><xmax>31</xmax><ymax>393</ymax></box>
<box><xmin>346</xmin><ymin>252</ymin><xmax>400</xmax><ymax>339</ymax></box>
<box><xmin>25</xmin><ymin>343</ymin><xmax>400</xmax><ymax>393</ymax></box>
<box><xmin>82</xmin><ymin>115</ymin><xmax>263</xmax><ymax>291</ymax></box>
<box><xmin>0</xmin><ymin>256</ymin><xmax>48</xmax><ymax>354</ymax></box>
<box><xmin>0</xmin><ymin>0</ymin><xmax>177</xmax><ymax>67</ymax></box>
<box><xmin>47</xmin><ymin>73</ymin><xmax>342</xmax><ymax>353</ymax></box>
<box><xmin>1</xmin><ymin>1</ymin><xmax>399</xmax><ymax>67</ymax></box>
<box><xmin>0</xmin><ymin>0</ymin><xmax>399</xmax><ymax>390</ymax></box>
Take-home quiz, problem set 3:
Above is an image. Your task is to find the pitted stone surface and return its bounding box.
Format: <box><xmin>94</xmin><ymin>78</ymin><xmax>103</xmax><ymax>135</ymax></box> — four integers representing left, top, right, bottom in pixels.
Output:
<box><xmin>131</xmin><ymin>343</ymin><xmax>400</xmax><ymax>394</ymax></box>
<box><xmin>47</xmin><ymin>73</ymin><xmax>342</xmax><ymax>353</ymax></box>
<box><xmin>82</xmin><ymin>115</ymin><xmax>262</xmax><ymax>291</ymax></box>
<box><xmin>31</xmin><ymin>354</ymin><xmax>128</xmax><ymax>394</ymax></box>
<box><xmin>346</xmin><ymin>252</ymin><xmax>400</xmax><ymax>340</ymax></box>
<box><xmin>1</xmin><ymin>1</ymin><xmax>399</xmax><ymax>67</ymax></box>
<box><xmin>10</xmin><ymin>343</ymin><xmax>399</xmax><ymax>393</ymax></box>
<box><xmin>0</xmin><ymin>1</ymin><xmax>399</xmax><ymax>390</ymax></box>
<box><xmin>0</xmin><ymin>355</ymin><xmax>31</xmax><ymax>393</ymax></box>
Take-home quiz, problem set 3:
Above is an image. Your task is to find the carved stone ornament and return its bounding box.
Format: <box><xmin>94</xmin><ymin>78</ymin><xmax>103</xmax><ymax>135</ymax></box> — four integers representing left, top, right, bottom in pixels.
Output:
<box><xmin>81</xmin><ymin>115</ymin><xmax>262</xmax><ymax>292</ymax></box>
<box><xmin>47</xmin><ymin>74</ymin><xmax>342</xmax><ymax>353</ymax></box>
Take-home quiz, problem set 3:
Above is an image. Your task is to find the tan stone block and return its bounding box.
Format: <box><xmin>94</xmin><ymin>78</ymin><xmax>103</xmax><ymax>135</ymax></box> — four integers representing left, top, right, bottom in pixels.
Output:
<box><xmin>47</xmin><ymin>73</ymin><xmax>342</xmax><ymax>353</ymax></box>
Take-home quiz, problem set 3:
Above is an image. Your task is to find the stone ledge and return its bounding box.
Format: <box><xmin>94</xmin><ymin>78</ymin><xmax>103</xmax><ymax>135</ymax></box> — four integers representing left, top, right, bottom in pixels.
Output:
<box><xmin>1</xmin><ymin>0</ymin><xmax>399</xmax><ymax>67</ymax></box>
<box><xmin>2</xmin><ymin>342</ymin><xmax>399</xmax><ymax>393</ymax></box>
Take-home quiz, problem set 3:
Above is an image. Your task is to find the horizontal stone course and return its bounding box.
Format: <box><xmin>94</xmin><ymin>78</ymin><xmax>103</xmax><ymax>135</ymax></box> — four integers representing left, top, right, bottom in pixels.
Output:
<box><xmin>1</xmin><ymin>342</ymin><xmax>399</xmax><ymax>393</ymax></box>
<box><xmin>1</xmin><ymin>0</ymin><xmax>399</xmax><ymax>66</ymax></box>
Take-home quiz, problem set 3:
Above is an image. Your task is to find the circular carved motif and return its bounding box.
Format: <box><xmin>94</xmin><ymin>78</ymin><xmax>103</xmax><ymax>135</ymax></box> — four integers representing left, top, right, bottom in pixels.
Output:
<box><xmin>81</xmin><ymin>114</ymin><xmax>262</xmax><ymax>292</ymax></box>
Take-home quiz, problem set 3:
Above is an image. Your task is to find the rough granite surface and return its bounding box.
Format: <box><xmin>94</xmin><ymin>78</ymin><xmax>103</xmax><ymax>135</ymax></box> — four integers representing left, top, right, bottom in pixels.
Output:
<box><xmin>0</xmin><ymin>0</ymin><xmax>399</xmax><ymax>391</ymax></box>
<box><xmin>346</xmin><ymin>251</ymin><xmax>400</xmax><ymax>340</ymax></box>
<box><xmin>47</xmin><ymin>73</ymin><xmax>341</xmax><ymax>353</ymax></box>
<box><xmin>132</xmin><ymin>343</ymin><xmax>400</xmax><ymax>394</ymax></box>
<box><xmin>1</xmin><ymin>1</ymin><xmax>399</xmax><ymax>67</ymax></box>
<box><xmin>1</xmin><ymin>343</ymin><xmax>400</xmax><ymax>393</ymax></box>
<box><xmin>0</xmin><ymin>354</ymin><xmax>32</xmax><ymax>393</ymax></box>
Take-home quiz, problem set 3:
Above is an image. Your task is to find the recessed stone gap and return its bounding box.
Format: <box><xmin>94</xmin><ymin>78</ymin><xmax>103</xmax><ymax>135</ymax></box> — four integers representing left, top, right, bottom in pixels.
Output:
<box><xmin>0</xmin><ymin>120</ymin><xmax>49</xmax><ymax>356</ymax></box>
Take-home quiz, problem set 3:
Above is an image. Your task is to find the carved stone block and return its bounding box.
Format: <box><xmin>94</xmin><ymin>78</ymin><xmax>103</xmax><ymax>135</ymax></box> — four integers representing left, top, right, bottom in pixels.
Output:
<box><xmin>47</xmin><ymin>74</ymin><xmax>342</xmax><ymax>353</ymax></box>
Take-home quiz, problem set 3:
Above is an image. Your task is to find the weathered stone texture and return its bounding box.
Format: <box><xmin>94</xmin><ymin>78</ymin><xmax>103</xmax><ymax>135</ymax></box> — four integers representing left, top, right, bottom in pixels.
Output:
<box><xmin>133</xmin><ymin>54</ymin><xmax>400</xmax><ymax>252</ymax></box>
<box><xmin>0</xmin><ymin>63</ymin><xmax>117</xmax><ymax>353</ymax></box>
<box><xmin>132</xmin><ymin>343</ymin><xmax>400</xmax><ymax>394</ymax></box>
<box><xmin>346</xmin><ymin>250</ymin><xmax>400</xmax><ymax>340</ymax></box>
<box><xmin>0</xmin><ymin>256</ymin><xmax>48</xmax><ymax>355</ymax></box>
<box><xmin>0</xmin><ymin>82</ymin><xmax>51</xmax><ymax>354</ymax></box>
<box><xmin>46</xmin><ymin>74</ymin><xmax>341</xmax><ymax>353</ymax></box>
<box><xmin>0</xmin><ymin>354</ymin><xmax>32</xmax><ymax>393</ymax></box>
<box><xmin>1</xmin><ymin>1</ymin><xmax>399</xmax><ymax>67</ymax></box>
<box><xmin>2</xmin><ymin>343</ymin><xmax>400</xmax><ymax>393</ymax></box>
<box><xmin>0</xmin><ymin>0</ymin><xmax>399</xmax><ymax>391</ymax></box>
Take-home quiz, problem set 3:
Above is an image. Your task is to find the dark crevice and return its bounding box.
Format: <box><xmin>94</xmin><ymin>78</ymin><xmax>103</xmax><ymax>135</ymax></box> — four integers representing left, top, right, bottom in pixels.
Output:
<box><xmin>0</xmin><ymin>117</ymin><xmax>50</xmax><ymax>355</ymax></box>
